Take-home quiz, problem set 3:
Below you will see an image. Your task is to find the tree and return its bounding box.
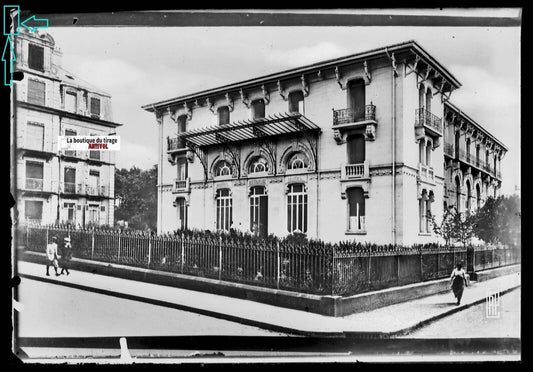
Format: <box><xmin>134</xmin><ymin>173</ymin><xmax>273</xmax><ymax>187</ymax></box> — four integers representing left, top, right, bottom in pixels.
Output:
<box><xmin>114</xmin><ymin>165</ymin><xmax>158</xmax><ymax>231</ymax></box>
<box><xmin>431</xmin><ymin>207</ymin><xmax>456</xmax><ymax>247</ymax></box>
<box><xmin>451</xmin><ymin>211</ymin><xmax>477</xmax><ymax>249</ymax></box>
<box><xmin>473</xmin><ymin>195</ymin><xmax>521</xmax><ymax>247</ymax></box>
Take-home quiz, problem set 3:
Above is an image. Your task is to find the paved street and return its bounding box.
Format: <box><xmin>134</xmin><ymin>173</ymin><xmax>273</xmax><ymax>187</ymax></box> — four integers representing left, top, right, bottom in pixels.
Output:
<box><xmin>16</xmin><ymin>278</ymin><xmax>289</xmax><ymax>338</ymax></box>
<box><xmin>402</xmin><ymin>287</ymin><xmax>520</xmax><ymax>338</ymax></box>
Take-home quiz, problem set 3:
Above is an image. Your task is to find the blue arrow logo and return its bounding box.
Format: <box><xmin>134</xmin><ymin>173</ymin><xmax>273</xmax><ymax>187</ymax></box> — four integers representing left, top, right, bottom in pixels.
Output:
<box><xmin>2</xmin><ymin>37</ymin><xmax>16</xmax><ymax>86</ymax></box>
<box><xmin>20</xmin><ymin>15</ymin><xmax>48</xmax><ymax>32</ymax></box>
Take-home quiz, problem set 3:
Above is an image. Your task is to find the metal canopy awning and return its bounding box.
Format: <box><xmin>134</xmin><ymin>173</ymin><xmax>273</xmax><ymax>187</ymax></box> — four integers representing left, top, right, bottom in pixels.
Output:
<box><xmin>180</xmin><ymin>112</ymin><xmax>321</xmax><ymax>147</ymax></box>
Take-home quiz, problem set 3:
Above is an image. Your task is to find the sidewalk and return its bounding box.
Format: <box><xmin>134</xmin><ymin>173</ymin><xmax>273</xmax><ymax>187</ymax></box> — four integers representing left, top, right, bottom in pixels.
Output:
<box><xmin>16</xmin><ymin>260</ymin><xmax>520</xmax><ymax>338</ymax></box>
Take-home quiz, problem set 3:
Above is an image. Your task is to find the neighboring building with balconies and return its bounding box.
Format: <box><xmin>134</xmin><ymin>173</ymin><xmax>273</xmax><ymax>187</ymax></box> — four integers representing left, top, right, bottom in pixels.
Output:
<box><xmin>14</xmin><ymin>28</ymin><xmax>122</xmax><ymax>226</ymax></box>
<box><xmin>143</xmin><ymin>40</ymin><xmax>507</xmax><ymax>244</ymax></box>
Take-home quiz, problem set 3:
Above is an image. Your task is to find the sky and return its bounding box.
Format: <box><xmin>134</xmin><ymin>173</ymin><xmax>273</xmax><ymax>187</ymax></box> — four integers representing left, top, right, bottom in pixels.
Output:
<box><xmin>46</xmin><ymin>12</ymin><xmax>520</xmax><ymax>196</ymax></box>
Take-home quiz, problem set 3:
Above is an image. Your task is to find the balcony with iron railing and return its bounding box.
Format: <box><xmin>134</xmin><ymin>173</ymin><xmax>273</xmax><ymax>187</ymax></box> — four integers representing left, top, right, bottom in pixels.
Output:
<box><xmin>85</xmin><ymin>185</ymin><xmax>108</xmax><ymax>197</ymax></box>
<box><xmin>172</xmin><ymin>177</ymin><xmax>190</xmax><ymax>194</ymax></box>
<box><xmin>332</xmin><ymin>105</ymin><xmax>378</xmax><ymax>142</ymax></box>
<box><xmin>62</xmin><ymin>182</ymin><xmax>77</xmax><ymax>194</ymax></box>
<box><xmin>415</xmin><ymin>108</ymin><xmax>443</xmax><ymax>138</ymax></box>
<box><xmin>340</xmin><ymin>160</ymin><xmax>370</xmax><ymax>180</ymax></box>
<box><xmin>347</xmin><ymin>215</ymin><xmax>366</xmax><ymax>234</ymax></box>
<box><xmin>26</xmin><ymin>178</ymin><xmax>43</xmax><ymax>191</ymax></box>
<box><xmin>168</xmin><ymin>135</ymin><xmax>188</xmax><ymax>153</ymax></box>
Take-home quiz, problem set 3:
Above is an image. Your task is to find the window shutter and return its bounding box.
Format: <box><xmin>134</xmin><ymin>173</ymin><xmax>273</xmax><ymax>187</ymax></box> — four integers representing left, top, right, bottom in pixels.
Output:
<box><xmin>28</xmin><ymin>80</ymin><xmax>46</xmax><ymax>106</ymax></box>
<box><xmin>90</xmin><ymin>97</ymin><xmax>101</xmax><ymax>116</ymax></box>
<box><xmin>26</xmin><ymin>123</ymin><xmax>44</xmax><ymax>151</ymax></box>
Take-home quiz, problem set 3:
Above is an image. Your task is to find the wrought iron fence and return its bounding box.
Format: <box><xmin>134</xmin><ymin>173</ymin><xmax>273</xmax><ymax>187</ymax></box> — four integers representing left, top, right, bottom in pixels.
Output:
<box><xmin>18</xmin><ymin>224</ymin><xmax>521</xmax><ymax>297</ymax></box>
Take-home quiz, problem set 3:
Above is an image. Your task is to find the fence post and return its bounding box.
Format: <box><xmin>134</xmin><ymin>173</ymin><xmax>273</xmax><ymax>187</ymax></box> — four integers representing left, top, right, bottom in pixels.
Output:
<box><xmin>218</xmin><ymin>236</ymin><xmax>222</xmax><ymax>281</ymax></box>
<box><xmin>46</xmin><ymin>226</ymin><xmax>49</xmax><ymax>246</ymax></box>
<box><xmin>436</xmin><ymin>249</ymin><xmax>440</xmax><ymax>278</ymax></box>
<box><xmin>181</xmin><ymin>233</ymin><xmax>185</xmax><ymax>274</ymax></box>
<box><xmin>331</xmin><ymin>246</ymin><xmax>335</xmax><ymax>296</ymax></box>
<box><xmin>492</xmin><ymin>246</ymin><xmax>495</xmax><ymax>267</ymax></box>
<box><xmin>117</xmin><ymin>230</ymin><xmax>121</xmax><ymax>263</ymax></box>
<box><xmin>148</xmin><ymin>234</ymin><xmax>152</xmax><ymax>268</ymax></box>
<box><xmin>368</xmin><ymin>250</ymin><xmax>372</xmax><ymax>284</ymax></box>
<box><xmin>419</xmin><ymin>249</ymin><xmax>423</xmax><ymax>281</ymax></box>
<box><xmin>276</xmin><ymin>240</ymin><xmax>280</xmax><ymax>289</ymax></box>
<box><xmin>396</xmin><ymin>254</ymin><xmax>400</xmax><ymax>285</ymax></box>
<box><xmin>91</xmin><ymin>228</ymin><xmax>95</xmax><ymax>260</ymax></box>
<box><xmin>26</xmin><ymin>224</ymin><xmax>29</xmax><ymax>249</ymax></box>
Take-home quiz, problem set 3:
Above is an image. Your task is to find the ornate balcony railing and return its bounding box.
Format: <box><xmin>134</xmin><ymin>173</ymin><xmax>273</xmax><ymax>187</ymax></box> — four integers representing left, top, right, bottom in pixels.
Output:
<box><xmin>86</xmin><ymin>185</ymin><xmax>107</xmax><ymax>197</ymax></box>
<box><xmin>415</xmin><ymin>108</ymin><xmax>442</xmax><ymax>135</ymax></box>
<box><xmin>333</xmin><ymin>104</ymin><xmax>376</xmax><ymax>126</ymax></box>
<box><xmin>26</xmin><ymin>178</ymin><xmax>43</xmax><ymax>190</ymax></box>
<box><xmin>348</xmin><ymin>215</ymin><xmax>366</xmax><ymax>233</ymax></box>
<box><xmin>168</xmin><ymin>136</ymin><xmax>187</xmax><ymax>151</ymax></box>
<box><xmin>64</xmin><ymin>150</ymin><xmax>76</xmax><ymax>157</ymax></box>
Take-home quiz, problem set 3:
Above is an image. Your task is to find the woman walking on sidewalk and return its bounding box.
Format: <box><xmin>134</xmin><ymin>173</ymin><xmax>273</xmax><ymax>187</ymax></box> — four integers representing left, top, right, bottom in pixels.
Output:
<box><xmin>60</xmin><ymin>237</ymin><xmax>73</xmax><ymax>275</ymax></box>
<box><xmin>450</xmin><ymin>263</ymin><xmax>468</xmax><ymax>305</ymax></box>
<box><xmin>45</xmin><ymin>236</ymin><xmax>60</xmax><ymax>277</ymax></box>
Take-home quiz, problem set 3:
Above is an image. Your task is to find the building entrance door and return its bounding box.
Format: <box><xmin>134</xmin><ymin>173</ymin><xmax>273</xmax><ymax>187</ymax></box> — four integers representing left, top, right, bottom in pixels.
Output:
<box><xmin>250</xmin><ymin>186</ymin><xmax>268</xmax><ymax>237</ymax></box>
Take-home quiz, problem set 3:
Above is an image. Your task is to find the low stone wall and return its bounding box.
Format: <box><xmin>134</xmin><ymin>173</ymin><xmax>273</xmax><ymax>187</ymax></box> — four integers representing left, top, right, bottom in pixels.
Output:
<box><xmin>18</xmin><ymin>250</ymin><xmax>521</xmax><ymax>317</ymax></box>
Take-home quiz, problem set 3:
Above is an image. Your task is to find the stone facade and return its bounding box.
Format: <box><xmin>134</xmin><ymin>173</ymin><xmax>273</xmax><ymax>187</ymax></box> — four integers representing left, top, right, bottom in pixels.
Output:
<box><xmin>14</xmin><ymin>29</ymin><xmax>121</xmax><ymax>227</ymax></box>
<box><xmin>144</xmin><ymin>40</ymin><xmax>507</xmax><ymax>244</ymax></box>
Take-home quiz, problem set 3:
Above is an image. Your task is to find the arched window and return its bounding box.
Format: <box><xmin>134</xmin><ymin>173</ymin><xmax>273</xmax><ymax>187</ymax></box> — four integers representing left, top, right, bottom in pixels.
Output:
<box><xmin>218</xmin><ymin>106</ymin><xmax>230</xmax><ymax>125</ymax></box>
<box><xmin>455</xmin><ymin>176</ymin><xmax>461</xmax><ymax>212</ymax></box>
<box><xmin>347</xmin><ymin>188</ymin><xmax>365</xmax><ymax>232</ymax></box>
<box><xmin>426</xmin><ymin>191</ymin><xmax>434</xmax><ymax>233</ymax></box>
<box><xmin>466</xmin><ymin>181</ymin><xmax>472</xmax><ymax>212</ymax></box>
<box><xmin>287</xmin><ymin>152</ymin><xmax>309</xmax><ymax>170</ymax></box>
<box><xmin>216</xmin><ymin>189</ymin><xmax>232</xmax><ymax>231</ymax></box>
<box><xmin>288</xmin><ymin>91</ymin><xmax>304</xmax><ymax>114</ymax></box>
<box><xmin>287</xmin><ymin>184</ymin><xmax>307</xmax><ymax>233</ymax></box>
<box><xmin>425</xmin><ymin>87</ymin><xmax>432</xmax><ymax>113</ymax></box>
<box><xmin>249</xmin><ymin>156</ymin><xmax>268</xmax><ymax>174</ymax></box>
<box><xmin>466</xmin><ymin>138</ymin><xmax>471</xmax><ymax>163</ymax></box>
<box><xmin>176</xmin><ymin>198</ymin><xmax>187</xmax><ymax>230</ymax></box>
<box><xmin>476</xmin><ymin>184</ymin><xmax>481</xmax><ymax>209</ymax></box>
<box><xmin>251</xmin><ymin>99</ymin><xmax>265</xmax><ymax>119</ymax></box>
<box><xmin>214</xmin><ymin>160</ymin><xmax>232</xmax><ymax>177</ymax></box>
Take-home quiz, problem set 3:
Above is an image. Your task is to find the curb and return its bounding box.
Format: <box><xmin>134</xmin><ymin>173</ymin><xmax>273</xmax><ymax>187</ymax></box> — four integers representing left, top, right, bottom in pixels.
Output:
<box><xmin>18</xmin><ymin>272</ymin><xmax>343</xmax><ymax>339</ymax></box>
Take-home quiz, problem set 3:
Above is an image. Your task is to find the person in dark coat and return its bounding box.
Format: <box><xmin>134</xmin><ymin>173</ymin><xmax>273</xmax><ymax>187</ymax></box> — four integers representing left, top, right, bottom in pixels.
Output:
<box><xmin>450</xmin><ymin>263</ymin><xmax>468</xmax><ymax>305</ymax></box>
<box><xmin>60</xmin><ymin>237</ymin><xmax>73</xmax><ymax>275</ymax></box>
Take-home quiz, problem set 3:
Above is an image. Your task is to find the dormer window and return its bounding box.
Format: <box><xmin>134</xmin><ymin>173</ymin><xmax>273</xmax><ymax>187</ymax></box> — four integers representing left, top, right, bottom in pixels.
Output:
<box><xmin>90</xmin><ymin>97</ymin><xmax>101</xmax><ymax>118</ymax></box>
<box><xmin>251</xmin><ymin>99</ymin><xmax>265</xmax><ymax>119</ymax></box>
<box><xmin>218</xmin><ymin>106</ymin><xmax>230</xmax><ymax>125</ymax></box>
<box><xmin>28</xmin><ymin>44</ymin><xmax>44</xmax><ymax>72</ymax></box>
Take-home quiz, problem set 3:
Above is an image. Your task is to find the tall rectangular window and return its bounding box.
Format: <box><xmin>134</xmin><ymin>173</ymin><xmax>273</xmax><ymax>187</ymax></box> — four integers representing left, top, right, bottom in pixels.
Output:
<box><xmin>27</xmin><ymin>79</ymin><xmax>45</xmax><ymax>105</ymax></box>
<box><xmin>88</xmin><ymin>170</ymin><xmax>100</xmax><ymax>195</ymax></box>
<box><xmin>89</xmin><ymin>133</ymin><xmax>100</xmax><ymax>160</ymax></box>
<box><xmin>64</xmin><ymin>202</ymin><xmax>76</xmax><ymax>223</ymax></box>
<box><xmin>65</xmin><ymin>91</ymin><xmax>77</xmax><ymax>113</ymax></box>
<box><xmin>64</xmin><ymin>129</ymin><xmax>76</xmax><ymax>157</ymax></box>
<box><xmin>28</xmin><ymin>44</ymin><xmax>44</xmax><ymax>72</ymax></box>
<box><xmin>26</xmin><ymin>161</ymin><xmax>43</xmax><ymax>190</ymax></box>
<box><xmin>90</xmin><ymin>97</ymin><xmax>101</xmax><ymax>117</ymax></box>
<box><xmin>177</xmin><ymin>157</ymin><xmax>188</xmax><ymax>180</ymax></box>
<box><xmin>218</xmin><ymin>106</ymin><xmax>230</xmax><ymax>125</ymax></box>
<box><xmin>347</xmin><ymin>188</ymin><xmax>365</xmax><ymax>232</ymax></box>
<box><xmin>216</xmin><ymin>189</ymin><xmax>232</xmax><ymax>231</ymax></box>
<box><xmin>26</xmin><ymin>123</ymin><xmax>44</xmax><ymax>151</ymax></box>
<box><xmin>288</xmin><ymin>91</ymin><xmax>304</xmax><ymax>114</ymax></box>
<box><xmin>25</xmin><ymin>201</ymin><xmax>43</xmax><ymax>222</ymax></box>
<box><xmin>177</xmin><ymin>115</ymin><xmax>187</xmax><ymax>148</ymax></box>
<box><xmin>251</xmin><ymin>99</ymin><xmax>265</xmax><ymax>119</ymax></box>
<box><xmin>64</xmin><ymin>168</ymin><xmax>76</xmax><ymax>193</ymax></box>
<box><xmin>287</xmin><ymin>184</ymin><xmax>307</xmax><ymax>233</ymax></box>
<box><xmin>176</xmin><ymin>198</ymin><xmax>187</xmax><ymax>230</ymax></box>
<box><xmin>87</xmin><ymin>204</ymin><xmax>100</xmax><ymax>224</ymax></box>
